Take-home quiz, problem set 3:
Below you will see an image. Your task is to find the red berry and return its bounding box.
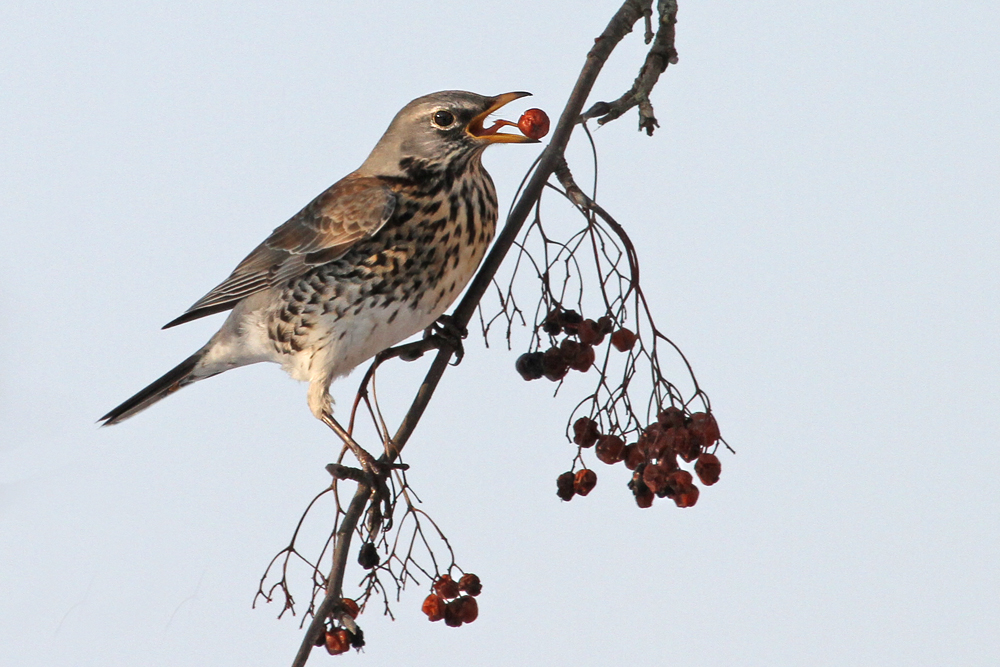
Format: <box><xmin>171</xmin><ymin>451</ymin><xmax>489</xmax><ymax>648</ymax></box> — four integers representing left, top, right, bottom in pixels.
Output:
<box><xmin>610</xmin><ymin>328</ymin><xmax>637</xmax><ymax>352</ymax></box>
<box><xmin>325</xmin><ymin>629</ymin><xmax>351</xmax><ymax>655</ymax></box>
<box><xmin>422</xmin><ymin>593</ymin><xmax>446</xmax><ymax>622</ymax></box>
<box><xmin>517</xmin><ymin>108</ymin><xmax>550</xmax><ymax>140</ymax></box>
<box><xmin>577</xmin><ymin>319</ymin><xmax>604</xmax><ymax>346</ymax></box>
<box><xmin>433</xmin><ymin>574</ymin><xmax>461</xmax><ymax>599</ymax></box>
<box><xmin>622</xmin><ymin>443</ymin><xmax>644</xmax><ymax>470</ymax></box>
<box><xmin>635</xmin><ymin>486</ymin><xmax>654</xmax><ymax>508</ymax></box>
<box><xmin>453</xmin><ymin>595</ymin><xmax>479</xmax><ymax>624</ymax></box>
<box><xmin>674</xmin><ymin>483</ymin><xmax>700</xmax><ymax>508</ymax></box>
<box><xmin>695</xmin><ymin>453</ymin><xmax>722</xmax><ymax>485</ymax></box>
<box><xmin>595</xmin><ymin>434</ymin><xmax>625</xmax><ymax>464</ymax></box>
<box><xmin>556</xmin><ymin>471</ymin><xmax>576</xmax><ymax>501</ymax></box>
<box><xmin>340</xmin><ymin>598</ymin><xmax>359</xmax><ymax>619</ymax></box>
<box><xmin>458</xmin><ymin>573</ymin><xmax>482</xmax><ymax>596</ymax></box>
<box><xmin>596</xmin><ymin>316</ymin><xmax>615</xmax><ymax>335</ymax></box>
<box><xmin>642</xmin><ymin>461</ymin><xmax>670</xmax><ymax>495</ymax></box>
<box><xmin>689</xmin><ymin>412</ymin><xmax>721</xmax><ymax>447</ymax></box>
<box><xmin>657</xmin><ymin>406</ymin><xmax>686</xmax><ymax>429</ymax></box>
<box><xmin>573</xmin><ymin>469</ymin><xmax>597</xmax><ymax>496</ymax></box>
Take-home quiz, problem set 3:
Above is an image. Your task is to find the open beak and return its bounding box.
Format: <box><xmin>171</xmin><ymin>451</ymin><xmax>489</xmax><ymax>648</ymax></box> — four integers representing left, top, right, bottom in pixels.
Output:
<box><xmin>467</xmin><ymin>91</ymin><xmax>538</xmax><ymax>143</ymax></box>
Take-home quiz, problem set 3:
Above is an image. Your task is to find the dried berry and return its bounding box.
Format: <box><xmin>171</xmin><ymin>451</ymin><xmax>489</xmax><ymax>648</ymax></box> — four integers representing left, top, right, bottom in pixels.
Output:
<box><xmin>560</xmin><ymin>338</ymin><xmax>582</xmax><ymax>361</ymax></box>
<box><xmin>433</xmin><ymin>574</ymin><xmax>461</xmax><ymax>599</ymax></box>
<box><xmin>657</xmin><ymin>406</ymin><xmax>686</xmax><ymax>429</ymax></box>
<box><xmin>638</xmin><ymin>424</ymin><xmax>665</xmax><ymax>459</ymax></box>
<box><xmin>560</xmin><ymin>310</ymin><xmax>583</xmax><ymax>335</ymax></box>
<box><xmin>610</xmin><ymin>328</ymin><xmax>637</xmax><ymax>352</ymax></box>
<box><xmin>668</xmin><ymin>427</ymin><xmax>701</xmax><ymax>462</ymax></box>
<box><xmin>695</xmin><ymin>453</ymin><xmax>722</xmax><ymax>486</ymax></box>
<box><xmin>635</xmin><ymin>484</ymin><xmax>654</xmax><ymax>508</ymax></box>
<box><xmin>573</xmin><ymin>469</ymin><xmax>597</xmax><ymax>496</ymax></box>
<box><xmin>622</xmin><ymin>443</ymin><xmax>644</xmax><ymax>470</ymax></box>
<box><xmin>517</xmin><ymin>108</ymin><xmax>550</xmax><ymax>140</ymax></box>
<box><xmin>542</xmin><ymin>310</ymin><xmax>563</xmax><ymax>335</ymax></box>
<box><xmin>596</xmin><ymin>315</ymin><xmax>615</xmax><ymax>335</ymax></box>
<box><xmin>569</xmin><ymin>345</ymin><xmax>597</xmax><ymax>373</ymax></box>
<box><xmin>642</xmin><ymin>461</ymin><xmax>671</xmax><ymax>495</ymax></box>
<box><xmin>595</xmin><ymin>434</ymin><xmax>625</xmax><ymax>464</ymax></box>
<box><xmin>340</xmin><ymin>598</ymin><xmax>359</xmax><ymax>619</ymax></box>
<box><xmin>358</xmin><ymin>542</ymin><xmax>379</xmax><ymax>569</ymax></box>
<box><xmin>674</xmin><ymin>482</ymin><xmax>700</xmax><ymax>508</ymax></box>
<box><xmin>689</xmin><ymin>412</ymin><xmax>721</xmax><ymax>448</ymax></box>
<box><xmin>325</xmin><ymin>629</ymin><xmax>351</xmax><ymax>655</ymax></box>
<box><xmin>515</xmin><ymin>351</ymin><xmax>545</xmax><ymax>380</ymax></box>
<box><xmin>572</xmin><ymin>417</ymin><xmax>600</xmax><ymax>448</ymax></box>
<box><xmin>542</xmin><ymin>346</ymin><xmax>569</xmax><ymax>381</ymax></box>
<box><xmin>452</xmin><ymin>595</ymin><xmax>479</xmax><ymax>624</ymax></box>
<box><xmin>458</xmin><ymin>573</ymin><xmax>482</xmax><ymax>596</ymax></box>
<box><xmin>556</xmin><ymin>471</ymin><xmax>576</xmax><ymax>501</ymax></box>
<box><xmin>422</xmin><ymin>593</ymin><xmax>446</xmax><ymax>622</ymax></box>
<box><xmin>577</xmin><ymin>319</ymin><xmax>605</xmax><ymax>346</ymax></box>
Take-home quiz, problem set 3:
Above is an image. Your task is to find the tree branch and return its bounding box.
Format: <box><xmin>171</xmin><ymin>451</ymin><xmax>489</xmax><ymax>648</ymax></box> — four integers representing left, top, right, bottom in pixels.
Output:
<box><xmin>289</xmin><ymin>2</ymin><xmax>666</xmax><ymax>663</ymax></box>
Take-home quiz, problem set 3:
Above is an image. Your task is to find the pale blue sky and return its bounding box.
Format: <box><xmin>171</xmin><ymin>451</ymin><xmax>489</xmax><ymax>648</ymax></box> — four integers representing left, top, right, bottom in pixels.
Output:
<box><xmin>2</xmin><ymin>1</ymin><xmax>998</xmax><ymax>665</ymax></box>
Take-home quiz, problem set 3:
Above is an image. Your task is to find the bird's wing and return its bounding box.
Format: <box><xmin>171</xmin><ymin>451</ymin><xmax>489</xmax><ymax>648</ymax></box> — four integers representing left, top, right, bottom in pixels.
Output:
<box><xmin>163</xmin><ymin>176</ymin><xmax>397</xmax><ymax>329</ymax></box>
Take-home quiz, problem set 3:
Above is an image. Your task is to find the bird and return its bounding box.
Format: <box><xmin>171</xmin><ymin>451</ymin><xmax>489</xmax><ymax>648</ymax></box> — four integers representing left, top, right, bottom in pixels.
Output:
<box><xmin>100</xmin><ymin>90</ymin><xmax>538</xmax><ymax>459</ymax></box>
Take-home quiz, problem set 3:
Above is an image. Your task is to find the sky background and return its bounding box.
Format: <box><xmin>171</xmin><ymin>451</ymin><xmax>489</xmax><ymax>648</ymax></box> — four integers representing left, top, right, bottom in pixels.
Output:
<box><xmin>2</xmin><ymin>1</ymin><xmax>998</xmax><ymax>665</ymax></box>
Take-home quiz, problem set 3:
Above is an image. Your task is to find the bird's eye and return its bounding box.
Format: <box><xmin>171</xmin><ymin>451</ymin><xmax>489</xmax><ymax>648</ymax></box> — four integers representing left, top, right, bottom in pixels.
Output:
<box><xmin>433</xmin><ymin>110</ymin><xmax>455</xmax><ymax>127</ymax></box>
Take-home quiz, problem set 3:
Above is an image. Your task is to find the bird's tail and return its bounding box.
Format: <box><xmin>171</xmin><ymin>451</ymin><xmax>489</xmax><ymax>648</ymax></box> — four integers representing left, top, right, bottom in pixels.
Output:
<box><xmin>99</xmin><ymin>350</ymin><xmax>206</xmax><ymax>426</ymax></box>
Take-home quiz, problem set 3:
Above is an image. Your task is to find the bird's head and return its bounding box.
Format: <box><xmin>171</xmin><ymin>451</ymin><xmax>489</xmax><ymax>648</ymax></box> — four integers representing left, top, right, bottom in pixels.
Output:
<box><xmin>358</xmin><ymin>90</ymin><xmax>537</xmax><ymax>179</ymax></box>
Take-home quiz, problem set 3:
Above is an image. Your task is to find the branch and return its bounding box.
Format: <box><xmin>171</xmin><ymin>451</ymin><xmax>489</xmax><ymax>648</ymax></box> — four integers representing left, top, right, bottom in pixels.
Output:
<box><xmin>583</xmin><ymin>0</ymin><xmax>679</xmax><ymax>134</ymax></box>
<box><xmin>290</xmin><ymin>1</ymin><xmax>669</xmax><ymax>663</ymax></box>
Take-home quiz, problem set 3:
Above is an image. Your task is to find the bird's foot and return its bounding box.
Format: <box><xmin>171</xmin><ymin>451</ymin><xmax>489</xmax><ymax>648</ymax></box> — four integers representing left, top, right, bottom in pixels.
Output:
<box><xmin>424</xmin><ymin>314</ymin><xmax>467</xmax><ymax>364</ymax></box>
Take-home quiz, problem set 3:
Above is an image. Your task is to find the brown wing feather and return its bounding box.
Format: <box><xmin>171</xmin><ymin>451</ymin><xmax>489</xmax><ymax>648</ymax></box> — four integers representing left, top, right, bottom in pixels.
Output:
<box><xmin>163</xmin><ymin>176</ymin><xmax>397</xmax><ymax>329</ymax></box>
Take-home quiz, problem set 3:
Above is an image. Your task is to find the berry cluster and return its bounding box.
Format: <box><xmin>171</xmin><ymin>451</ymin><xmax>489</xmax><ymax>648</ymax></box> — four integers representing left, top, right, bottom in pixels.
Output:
<box><xmin>516</xmin><ymin>309</ymin><xmax>636</xmax><ymax>382</ymax></box>
<box><xmin>422</xmin><ymin>573</ymin><xmax>482</xmax><ymax>627</ymax></box>
<box><xmin>564</xmin><ymin>408</ymin><xmax>722</xmax><ymax>508</ymax></box>
<box><xmin>315</xmin><ymin>598</ymin><xmax>364</xmax><ymax>655</ymax></box>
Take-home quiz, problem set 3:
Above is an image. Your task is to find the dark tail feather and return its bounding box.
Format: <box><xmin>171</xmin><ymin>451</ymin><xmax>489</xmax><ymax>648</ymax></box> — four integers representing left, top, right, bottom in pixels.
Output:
<box><xmin>99</xmin><ymin>350</ymin><xmax>205</xmax><ymax>426</ymax></box>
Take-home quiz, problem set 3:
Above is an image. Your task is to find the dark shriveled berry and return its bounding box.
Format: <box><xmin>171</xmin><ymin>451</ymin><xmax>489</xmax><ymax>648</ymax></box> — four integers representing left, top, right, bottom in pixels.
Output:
<box><xmin>556</xmin><ymin>471</ymin><xmax>576</xmax><ymax>501</ymax></box>
<box><xmin>622</xmin><ymin>443</ymin><xmax>644</xmax><ymax>470</ymax></box>
<box><xmin>572</xmin><ymin>417</ymin><xmax>600</xmax><ymax>448</ymax></box>
<box><xmin>515</xmin><ymin>352</ymin><xmax>545</xmax><ymax>381</ymax></box>
<box><xmin>689</xmin><ymin>412</ymin><xmax>722</xmax><ymax>448</ymax></box>
<box><xmin>358</xmin><ymin>542</ymin><xmax>379</xmax><ymax>569</ymax></box>
<box><xmin>560</xmin><ymin>310</ymin><xmax>583</xmax><ymax>335</ymax></box>
<box><xmin>433</xmin><ymin>574</ymin><xmax>461</xmax><ymax>599</ymax></box>
<box><xmin>657</xmin><ymin>406</ymin><xmax>686</xmax><ymax>429</ymax></box>
<box><xmin>458</xmin><ymin>573</ymin><xmax>482</xmax><ymax>596</ymax></box>
<box><xmin>577</xmin><ymin>319</ymin><xmax>605</xmax><ymax>346</ymax></box>
<box><xmin>595</xmin><ymin>434</ymin><xmax>625</xmax><ymax>464</ymax></box>
<box><xmin>596</xmin><ymin>315</ymin><xmax>615</xmax><ymax>335</ymax></box>
<box><xmin>695</xmin><ymin>453</ymin><xmax>722</xmax><ymax>485</ymax></box>
<box><xmin>542</xmin><ymin>347</ymin><xmax>569</xmax><ymax>381</ymax></box>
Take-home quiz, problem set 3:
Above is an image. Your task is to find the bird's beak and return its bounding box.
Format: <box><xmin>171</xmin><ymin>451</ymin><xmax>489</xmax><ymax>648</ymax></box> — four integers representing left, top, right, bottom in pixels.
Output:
<box><xmin>467</xmin><ymin>91</ymin><xmax>539</xmax><ymax>144</ymax></box>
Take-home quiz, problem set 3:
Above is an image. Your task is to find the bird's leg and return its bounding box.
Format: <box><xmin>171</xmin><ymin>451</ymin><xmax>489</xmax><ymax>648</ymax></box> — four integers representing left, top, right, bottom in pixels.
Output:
<box><xmin>320</xmin><ymin>413</ymin><xmax>392</xmax><ymax>510</ymax></box>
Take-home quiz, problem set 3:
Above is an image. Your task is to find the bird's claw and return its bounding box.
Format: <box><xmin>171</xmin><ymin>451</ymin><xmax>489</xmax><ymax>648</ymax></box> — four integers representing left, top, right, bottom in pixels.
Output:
<box><xmin>424</xmin><ymin>315</ymin><xmax>467</xmax><ymax>364</ymax></box>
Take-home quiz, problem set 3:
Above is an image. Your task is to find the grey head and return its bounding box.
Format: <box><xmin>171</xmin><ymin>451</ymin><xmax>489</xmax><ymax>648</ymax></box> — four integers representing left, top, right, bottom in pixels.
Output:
<box><xmin>357</xmin><ymin>90</ymin><xmax>537</xmax><ymax>178</ymax></box>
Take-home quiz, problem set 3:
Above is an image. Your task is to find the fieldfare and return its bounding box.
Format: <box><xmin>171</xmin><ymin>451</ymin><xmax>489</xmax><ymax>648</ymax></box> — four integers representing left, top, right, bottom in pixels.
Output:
<box><xmin>101</xmin><ymin>91</ymin><xmax>537</xmax><ymax>459</ymax></box>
